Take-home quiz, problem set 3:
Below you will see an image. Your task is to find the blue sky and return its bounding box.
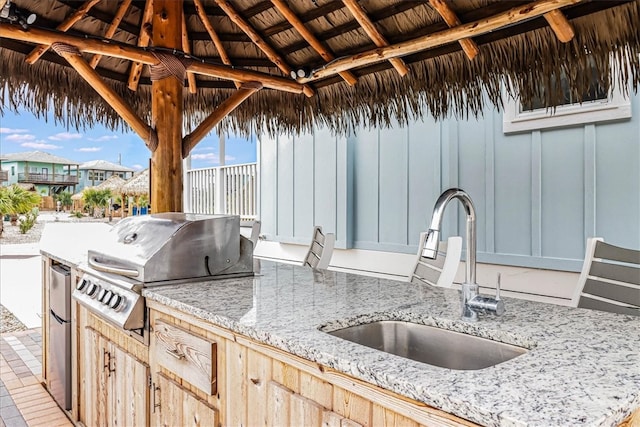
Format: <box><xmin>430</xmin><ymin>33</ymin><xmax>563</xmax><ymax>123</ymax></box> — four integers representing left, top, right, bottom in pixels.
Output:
<box><xmin>0</xmin><ymin>108</ymin><xmax>257</xmax><ymax>171</ymax></box>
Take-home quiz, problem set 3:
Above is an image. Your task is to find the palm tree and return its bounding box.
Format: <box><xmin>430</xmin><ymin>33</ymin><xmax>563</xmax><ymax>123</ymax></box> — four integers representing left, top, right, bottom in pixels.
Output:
<box><xmin>57</xmin><ymin>191</ymin><xmax>73</xmax><ymax>212</ymax></box>
<box><xmin>82</xmin><ymin>188</ymin><xmax>112</xmax><ymax>217</ymax></box>
<box><xmin>0</xmin><ymin>185</ymin><xmax>42</xmax><ymax>235</ymax></box>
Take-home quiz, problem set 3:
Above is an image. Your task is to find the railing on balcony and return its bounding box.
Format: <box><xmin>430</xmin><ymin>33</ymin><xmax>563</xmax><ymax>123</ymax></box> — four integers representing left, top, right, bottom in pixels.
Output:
<box><xmin>0</xmin><ymin>170</ymin><xmax>8</xmax><ymax>182</ymax></box>
<box><xmin>18</xmin><ymin>173</ymin><xmax>79</xmax><ymax>185</ymax></box>
<box><xmin>187</xmin><ymin>163</ymin><xmax>257</xmax><ymax>220</ymax></box>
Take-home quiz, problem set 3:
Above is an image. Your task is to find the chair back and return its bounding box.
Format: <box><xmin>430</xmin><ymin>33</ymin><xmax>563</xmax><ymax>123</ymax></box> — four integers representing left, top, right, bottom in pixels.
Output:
<box><xmin>572</xmin><ymin>238</ymin><xmax>640</xmax><ymax>316</ymax></box>
<box><xmin>409</xmin><ymin>234</ymin><xmax>462</xmax><ymax>287</ymax></box>
<box><xmin>303</xmin><ymin>226</ymin><xmax>336</xmax><ymax>270</ymax></box>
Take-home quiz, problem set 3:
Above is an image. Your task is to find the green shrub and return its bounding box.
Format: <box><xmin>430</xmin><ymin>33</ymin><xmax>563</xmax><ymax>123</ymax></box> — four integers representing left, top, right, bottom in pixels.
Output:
<box><xmin>71</xmin><ymin>211</ymin><xmax>83</xmax><ymax>218</ymax></box>
<box><xmin>19</xmin><ymin>212</ymin><xmax>37</xmax><ymax>234</ymax></box>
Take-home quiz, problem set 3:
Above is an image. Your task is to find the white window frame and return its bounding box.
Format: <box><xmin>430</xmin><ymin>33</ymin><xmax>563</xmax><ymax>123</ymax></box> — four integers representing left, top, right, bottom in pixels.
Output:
<box><xmin>503</xmin><ymin>65</ymin><xmax>631</xmax><ymax>134</ymax></box>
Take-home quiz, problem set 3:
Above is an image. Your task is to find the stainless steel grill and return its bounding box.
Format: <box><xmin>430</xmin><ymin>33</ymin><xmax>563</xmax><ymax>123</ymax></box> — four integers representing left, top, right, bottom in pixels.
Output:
<box><xmin>73</xmin><ymin>213</ymin><xmax>254</xmax><ymax>343</ymax></box>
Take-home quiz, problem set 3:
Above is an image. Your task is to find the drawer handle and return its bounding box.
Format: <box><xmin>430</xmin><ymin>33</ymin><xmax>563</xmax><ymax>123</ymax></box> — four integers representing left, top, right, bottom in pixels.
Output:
<box><xmin>166</xmin><ymin>348</ymin><xmax>185</xmax><ymax>360</ymax></box>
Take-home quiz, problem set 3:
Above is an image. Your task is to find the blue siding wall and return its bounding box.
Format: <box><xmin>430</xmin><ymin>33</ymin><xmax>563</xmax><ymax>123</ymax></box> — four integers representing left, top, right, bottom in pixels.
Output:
<box><xmin>259</xmin><ymin>94</ymin><xmax>640</xmax><ymax>271</ymax></box>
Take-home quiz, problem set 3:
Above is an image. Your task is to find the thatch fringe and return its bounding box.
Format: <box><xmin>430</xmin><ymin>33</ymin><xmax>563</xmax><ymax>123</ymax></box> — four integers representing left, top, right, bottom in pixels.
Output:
<box><xmin>1</xmin><ymin>2</ymin><xmax>639</xmax><ymax>138</ymax></box>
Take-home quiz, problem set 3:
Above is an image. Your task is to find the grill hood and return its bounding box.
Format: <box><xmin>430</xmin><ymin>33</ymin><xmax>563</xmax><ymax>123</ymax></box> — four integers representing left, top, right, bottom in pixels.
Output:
<box><xmin>87</xmin><ymin>213</ymin><xmax>253</xmax><ymax>283</ymax></box>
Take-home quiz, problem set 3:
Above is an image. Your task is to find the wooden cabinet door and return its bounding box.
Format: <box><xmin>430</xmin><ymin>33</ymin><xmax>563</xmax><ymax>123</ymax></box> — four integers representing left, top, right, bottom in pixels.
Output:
<box><xmin>152</xmin><ymin>372</ymin><xmax>218</xmax><ymax>427</ymax></box>
<box><xmin>80</xmin><ymin>328</ymin><xmax>109</xmax><ymax>427</ymax></box>
<box><xmin>107</xmin><ymin>342</ymin><xmax>150</xmax><ymax>427</ymax></box>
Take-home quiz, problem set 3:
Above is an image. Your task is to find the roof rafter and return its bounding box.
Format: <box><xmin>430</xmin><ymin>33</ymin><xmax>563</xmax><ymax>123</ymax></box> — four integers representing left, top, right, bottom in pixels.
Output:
<box><xmin>25</xmin><ymin>0</ymin><xmax>102</xmax><ymax>64</ymax></box>
<box><xmin>128</xmin><ymin>0</ymin><xmax>154</xmax><ymax>91</ymax></box>
<box><xmin>342</xmin><ymin>0</ymin><xmax>409</xmax><ymax>77</ymax></box>
<box><xmin>428</xmin><ymin>0</ymin><xmax>479</xmax><ymax>60</ymax></box>
<box><xmin>193</xmin><ymin>0</ymin><xmax>241</xmax><ymax>89</ymax></box>
<box><xmin>270</xmin><ymin>0</ymin><xmax>357</xmax><ymax>86</ymax></box>
<box><xmin>298</xmin><ymin>0</ymin><xmax>583</xmax><ymax>84</ymax></box>
<box><xmin>181</xmin><ymin>10</ymin><xmax>197</xmax><ymax>94</ymax></box>
<box><xmin>212</xmin><ymin>0</ymin><xmax>314</xmax><ymax>97</ymax></box>
<box><xmin>0</xmin><ymin>24</ymin><xmax>307</xmax><ymax>95</ymax></box>
<box><xmin>89</xmin><ymin>0</ymin><xmax>133</xmax><ymax>69</ymax></box>
<box><xmin>544</xmin><ymin>9</ymin><xmax>575</xmax><ymax>42</ymax></box>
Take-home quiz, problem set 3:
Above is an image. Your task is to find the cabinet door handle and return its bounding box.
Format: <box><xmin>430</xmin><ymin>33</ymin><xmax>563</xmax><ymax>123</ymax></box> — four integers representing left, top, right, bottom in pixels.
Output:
<box><xmin>166</xmin><ymin>348</ymin><xmax>185</xmax><ymax>360</ymax></box>
<box><xmin>152</xmin><ymin>382</ymin><xmax>161</xmax><ymax>413</ymax></box>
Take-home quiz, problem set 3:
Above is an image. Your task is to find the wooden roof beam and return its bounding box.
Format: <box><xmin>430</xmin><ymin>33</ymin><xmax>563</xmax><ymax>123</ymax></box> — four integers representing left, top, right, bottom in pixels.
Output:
<box><xmin>89</xmin><ymin>0</ymin><xmax>133</xmax><ymax>69</ymax></box>
<box><xmin>0</xmin><ymin>24</ymin><xmax>307</xmax><ymax>94</ymax></box>
<box><xmin>128</xmin><ymin>0</ymin><xmax>154</xmax><ymax>91</ymax></box>
<box><xmin>342</xmin><ymin>0</ymin><xmax>408</xmax><ymax>77</ymax></box>
<box><xmin>428</xmin><ymin>0</ymin><xmax>479</xmax><ymax>60</ymax></box>
<box><xmin>271</xmin><ymin>0</ymin><xmax>357</xmax><ymax>86</ymax></box>
<box><xmin>299</xmin><ymin>0</ymin><xmax>583</xmax><ymax>83</ymax></box>
<box><xmin>182</xmin><ymin>82</ymin><xmax>263</xmax><ymax>158</ymax></box>
<box><xmin>25</xmin><ymin>0</ymin><xmax>102</xmax><ymax>64</ymax></box>
<box><xmin>182</xmin><ymin>11</ymin><xmax>197</xmax><ymax>93</ymax></box>
<box><xmin>544</xmin><ymin>9</ymin><xmax>575</xmax><ymax>42</ymax></box>
<box><xmin>193</xmin><ymin>0</ymin><xmax>240</xmax><ymax>89</ymax></box>
<box><xmin>212</xmin><ymin>0</ymin><xmax>315</xmax><ymax>97</ymax></box>
<box><xmin>51</xmin><ymin>43</ymin><xmax>156</xmax><ymax>151</ymax></box>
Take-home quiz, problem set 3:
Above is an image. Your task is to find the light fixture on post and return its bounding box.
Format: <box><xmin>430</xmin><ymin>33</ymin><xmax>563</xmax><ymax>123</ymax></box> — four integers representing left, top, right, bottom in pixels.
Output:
<box><xmin>290</xmin><ymin>66</ymin><xmax>311</xmax><ymax>80</ymax></box>
<box><xmin>0</xmin><ymin>0</ymin><xmax>37</xmax><ymax>30</ymax></box>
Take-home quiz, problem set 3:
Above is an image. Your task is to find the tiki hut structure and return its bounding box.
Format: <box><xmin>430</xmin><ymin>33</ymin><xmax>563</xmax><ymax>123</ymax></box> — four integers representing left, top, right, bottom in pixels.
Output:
<box><xmin>94</xmin><ymin>174</ymin><xmax>127</xmax><ymax>216</ymax></box>
<box><xmin>120</xmin><ymin>169</ymin><xmax>150</xmax><ymax>216</ymax></box>
<box><xmin>1</xmin><ymin>0</ymin><xmax>638</xmax><ymax>213</ymax></box>
<box><xmin>70</xmin><ymin>189</ymin><xmax>88</xmax><ymax>213</ymax></box>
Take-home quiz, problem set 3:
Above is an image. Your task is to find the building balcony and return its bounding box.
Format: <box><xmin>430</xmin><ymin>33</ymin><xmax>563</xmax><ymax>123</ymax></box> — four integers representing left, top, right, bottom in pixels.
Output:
<box><xmin>18</xmin><ymin>173</ymin><xmax>79</xmax><ymax>185</ymax></box>
<box><xmin>0</xmin><ymin>170</ymin><xmax>8</xmax><ymax>182</ymax></box>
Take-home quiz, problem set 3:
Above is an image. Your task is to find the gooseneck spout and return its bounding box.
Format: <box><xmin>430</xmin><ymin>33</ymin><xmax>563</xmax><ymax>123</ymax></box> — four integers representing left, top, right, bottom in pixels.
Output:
<box><xmin>422</xmin><ymin>188</ymin><xmax>476</xmax><ymax>286</ymax></box>
<box><xmin>423</xmin><ymin>188</ymin><xmax>503</xmax><ymax>322</ymax></box>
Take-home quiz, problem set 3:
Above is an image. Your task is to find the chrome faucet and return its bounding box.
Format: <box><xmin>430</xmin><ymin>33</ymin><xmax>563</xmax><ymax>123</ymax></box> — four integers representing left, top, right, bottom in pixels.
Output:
<box><xmin>423</xmin><ymin>188</ymin><xmax>504</xmax><ymax>322</ymax></box>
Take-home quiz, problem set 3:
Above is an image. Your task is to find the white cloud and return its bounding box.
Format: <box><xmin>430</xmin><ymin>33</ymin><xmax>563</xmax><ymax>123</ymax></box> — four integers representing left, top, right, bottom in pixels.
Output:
<box><xmin>48</xmin><ymin>132</ymin><xmax>83</xmax><ymax>141</ymax></box>
<box><xmin>131</xmin><ymin>164</ymin><xmax>145</xmax><ymax>171</ymax></box>
<box><xmin>0</xmin><ymin>128</ymin><xmax>29</xmax><ymax>134</ymax></box>
<box><xmin>191</xmin><ymin>153</ymin><xmax>236</xmax><ymax>163</ymax></box>
<box><xmin>193</xmin><ymin>146</ymin><xmax>216</xmax><ymax>152</ymax></box>
<box><xmin>5</xmin><ymin>134</ymin><xmax>36</xmax><ymax>142</ymax></box>
<box><xmin>75</xmin><ymin>147</ymin><xmax>102</xmax><ymax>152</ymax></box>
<box><xmin>88</xmin><ymin>135</ymin><xmax>118</xmax><ymax>142</ymax></box>
<box><xmin>21</xmin><ymin>142</ymin><xmax>62</xmax><ymax>150</ymax></box>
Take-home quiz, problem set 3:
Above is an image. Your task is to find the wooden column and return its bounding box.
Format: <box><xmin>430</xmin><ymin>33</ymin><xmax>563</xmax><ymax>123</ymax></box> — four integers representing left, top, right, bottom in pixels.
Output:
<box><xmin>151</xmin><ymin>0</ymin><xmax>184</xmax><ymax>213</ymax></box>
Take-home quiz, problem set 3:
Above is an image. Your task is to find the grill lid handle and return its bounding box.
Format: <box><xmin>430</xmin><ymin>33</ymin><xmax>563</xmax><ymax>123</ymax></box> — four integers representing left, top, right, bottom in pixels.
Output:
<box><xmin>89</xmin><ymin>256</ymin><xmax>140</xmax><ymax>278</ymax></box>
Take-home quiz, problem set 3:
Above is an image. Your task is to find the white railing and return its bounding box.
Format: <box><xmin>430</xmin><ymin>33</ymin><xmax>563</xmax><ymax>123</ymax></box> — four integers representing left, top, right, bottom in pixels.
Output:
<box><xmin>186</xmin><ymin>163</ymin><xmax>257</xmax><ymax>220</ymax></box>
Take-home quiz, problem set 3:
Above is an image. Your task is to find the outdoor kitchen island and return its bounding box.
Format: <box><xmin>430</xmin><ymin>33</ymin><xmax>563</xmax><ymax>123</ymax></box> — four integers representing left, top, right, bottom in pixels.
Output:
<box><xmin>41</xmin><ymin>230</ymin><xmax>639</xmax><ymax>427</ymax></box>
<box><xmin>141</xmin><ymin>261</ymin><xmax>640</xmax><ymax>427</ymax></box>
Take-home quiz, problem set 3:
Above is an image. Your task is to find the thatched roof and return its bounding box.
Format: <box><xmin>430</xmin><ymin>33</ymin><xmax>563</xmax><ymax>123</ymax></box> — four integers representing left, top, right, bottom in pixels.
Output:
<box><xmin>120</xmin><ymin>169</ymin><xmax>149</xmax><ymax>196</ymax></box>
<box><xmin>94</xmin><ymin>174</ymin><xmax>127</xmax><ymax>192</ymax></box>
<box><xmin>71</xmin><ymin>189</ymin><xmax>88</xmax><ymax>201</ymax></box>
<box><xmin>0</xmin><ymin>1</ymin><xmax>638</xmax><ymax>137</ymax></box>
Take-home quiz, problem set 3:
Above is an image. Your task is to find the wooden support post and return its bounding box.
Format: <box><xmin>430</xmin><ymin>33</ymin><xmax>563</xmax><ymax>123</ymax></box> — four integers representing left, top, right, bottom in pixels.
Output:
<box><xmin>52</xmin><ymin>43</ymin><xmax>156</xmax><ymax>149</ymax></box>
<box><xmin>271</xmin><ymin>0</ymin><xmax>357</xmax><ymax>86</ymax></box>
<box><xmin>342</xmin><ymin>0</ymin><xmax>409</xmax><ymax>77</ymax></box>
<box><xmin>151</xmin><ymin>0</ymin><xmax>184</xmax><ymax>213</ymax></box>
<box><xmin>299</xmin><ymin>0</ymin><xmax>582</xmax><ymax>83</ymax></box>
<box><xmin>25</xmin><ymin>0</ymin><xmax>102</xmax><ymax>64</ymax></box>
<box><xmin>182</xmin><ymin>82</ymin><xmax>263</xmax><ymax>157</ymax></box>
<box><xmin>544</xmin><ymin>9</ymin><xmax>575</xmax><ymax>42</ymax></box>
<box><xmin>428</xmin><ymin>0</ymin><xmax>479</xmax><ymax>60</ymax></box>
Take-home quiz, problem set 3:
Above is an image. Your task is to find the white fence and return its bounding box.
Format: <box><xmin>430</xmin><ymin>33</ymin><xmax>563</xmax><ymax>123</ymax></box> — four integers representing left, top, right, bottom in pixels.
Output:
<box><xmin>186</xmin><ymin>163</ymin><xmax>257</xmax><ymax>220</ymax></box>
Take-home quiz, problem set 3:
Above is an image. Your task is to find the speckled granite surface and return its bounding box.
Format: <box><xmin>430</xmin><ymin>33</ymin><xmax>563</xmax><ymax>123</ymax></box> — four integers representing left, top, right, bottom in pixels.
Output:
<box><xmin>142</xmin><ymin>261</ymin><xmax>640</xmax><ymax>427</ymax></box>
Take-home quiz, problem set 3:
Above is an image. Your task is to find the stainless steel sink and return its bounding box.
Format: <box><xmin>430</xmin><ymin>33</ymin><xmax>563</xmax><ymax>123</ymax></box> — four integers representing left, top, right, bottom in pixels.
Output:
<box><xmin>326</xmin><ymin>320</ymin><xmax>527</xmax><ymax>370</ymax></box>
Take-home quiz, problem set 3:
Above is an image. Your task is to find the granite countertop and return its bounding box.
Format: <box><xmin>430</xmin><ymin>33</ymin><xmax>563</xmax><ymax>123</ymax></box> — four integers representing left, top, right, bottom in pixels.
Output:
<box><xmin>40</xmin><ymin>222</ymin><xmax>113</xmax><ymax>266</ymax></box>
<box><xmin>143</xmin><ymin>261</ymin><xmax>640</xmax><ymax>427</ymax></box>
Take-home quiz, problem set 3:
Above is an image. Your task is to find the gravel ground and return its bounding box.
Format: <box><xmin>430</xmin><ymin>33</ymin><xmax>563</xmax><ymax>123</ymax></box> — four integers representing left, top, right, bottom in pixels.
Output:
<box><xmin>1</xmin><ymin>211</ymin><xmax>118</xmax><ymax>333</ymax></box>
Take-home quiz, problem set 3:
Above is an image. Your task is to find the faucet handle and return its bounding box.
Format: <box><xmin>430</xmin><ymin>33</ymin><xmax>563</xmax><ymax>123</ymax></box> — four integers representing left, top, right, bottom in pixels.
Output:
<box><xmin>495</xmin><ymin>273</ymin><xmax>501</xmax><ymax>300</ymax></box>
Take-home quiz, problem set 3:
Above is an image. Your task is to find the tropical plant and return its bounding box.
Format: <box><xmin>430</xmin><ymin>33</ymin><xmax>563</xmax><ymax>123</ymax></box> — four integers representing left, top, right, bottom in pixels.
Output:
<box><xmin>0</xmin><ymin>185</ymin><xmax>42</xmax><ymax>235</ymax></box>
<box><xmin>82</xmin><ymin>188</ymin><xmax>112</xmax><ymax>217</ymax></box>
<box><xmin>57</xmin><ymin>191</ymin><xmax>73</xmax><ymax>211</ymax></box>
<box><xmin>19</xmin><ymin>212</ymin><xmax>38</xmax><ymax>234</ymax></box>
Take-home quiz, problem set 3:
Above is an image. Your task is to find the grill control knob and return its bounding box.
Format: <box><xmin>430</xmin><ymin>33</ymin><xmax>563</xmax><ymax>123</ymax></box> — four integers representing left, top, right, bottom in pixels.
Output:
<box><xmin>76</xmin><ymin>279</ymin><xmax>88</xmax><ymax>292</ymax></box>
<box><xmin>87</xmin><ymin>283</ymin><xmax>99</xmax><ymax>298</ymax></box>
<box><xmin>101</xmin><ymin>290</ymin><xmax>113</xmax><ymax>306</ymax></box>
<box><xmin>97</xmin><ymin>288</ymin><xmax>110</xmax><ymax>303</ymax></box>
<box><xmin>109</xmin><ymin>294</ymin><xmax>125</xmax><ymax>311</ymax></box>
